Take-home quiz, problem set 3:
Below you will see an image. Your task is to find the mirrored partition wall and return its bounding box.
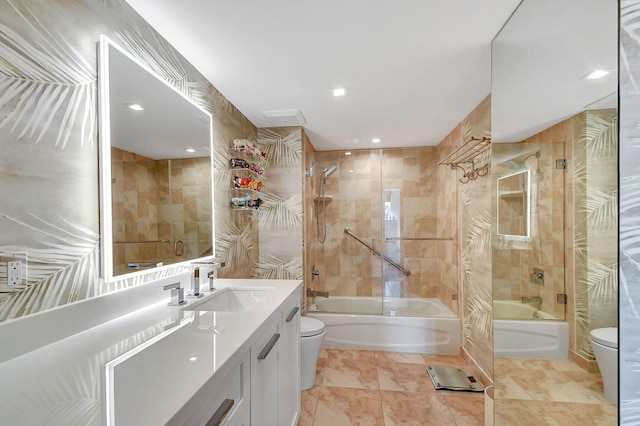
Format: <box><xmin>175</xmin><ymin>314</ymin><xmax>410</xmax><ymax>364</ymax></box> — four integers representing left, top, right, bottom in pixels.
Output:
<box><xmin>98</xmin><ymin>36</ymin><xmax>215</xmax><ymax>282</ymax></box>
<box><xmin>491</xmin><ymin>0</ymin><xmax>618</xmax><ymax>422</ymax></box>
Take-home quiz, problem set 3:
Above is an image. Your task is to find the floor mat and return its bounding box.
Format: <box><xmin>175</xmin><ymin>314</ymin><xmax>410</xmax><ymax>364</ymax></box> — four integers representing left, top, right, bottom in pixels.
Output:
<box><xmin>426</xmin><ymin>366</ymin><xmax>484</xmax><ymax>392</ymax></box>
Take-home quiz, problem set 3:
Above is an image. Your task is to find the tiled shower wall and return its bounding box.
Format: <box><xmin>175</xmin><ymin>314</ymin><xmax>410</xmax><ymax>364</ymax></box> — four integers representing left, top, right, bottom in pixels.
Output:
<box><xmin>166</xmin><ymin>157</ymin><xmax>214</xmax><ymax>263</ymax></box>
<box><xmin>309</xmin><ymin>147</ymin><xmax>452</xmax><ymax>304</ymax></box>
<box><xmin>111</xmin><ymin>147</ymin><xmax>162</xmax><ymax>275</ymax></box>
<box><xmin>309</xmin><ymin>149</ymin><xmax>383</xmax><ymax>298</ymax></box>
<box><xmin>491</xmin><ymin>120</ymin><xmax>571</xmax><ymax>321</ymax></box>
<box><xmin>112</xmin><ymin>148</ymin><xmax>212</xmax><ymax>276</ymax></box>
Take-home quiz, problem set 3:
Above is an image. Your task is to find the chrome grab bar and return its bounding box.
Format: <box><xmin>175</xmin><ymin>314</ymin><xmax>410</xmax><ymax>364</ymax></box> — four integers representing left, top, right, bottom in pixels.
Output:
<box><xmin>114</xmin><ymin>239</ymin><xmax>170</xmax><ymax>244</ymax></box>
<box><xmin>385</xmin><ymin>236</ymin><xmax>453</xmax><ymax>241</ymax></box>
<box><xmin>343</xmin><ymin>228</ymin><xmax>411</xmax><ymax>277</ymax></box>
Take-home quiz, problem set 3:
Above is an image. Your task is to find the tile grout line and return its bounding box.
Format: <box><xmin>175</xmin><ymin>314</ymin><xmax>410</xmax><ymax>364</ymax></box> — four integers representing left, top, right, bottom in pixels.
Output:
<box><xmin>374</xmin><ymin>351</ymin><xmax>389</xmax><ymax>426</ymax></box>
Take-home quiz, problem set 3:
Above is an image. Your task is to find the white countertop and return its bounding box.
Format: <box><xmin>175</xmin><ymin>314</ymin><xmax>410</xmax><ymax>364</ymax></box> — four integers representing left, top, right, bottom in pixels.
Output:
<box><xmin>0</xmin><ymin>278</ymin><xmax>302</xmax><ymax>426</ymax></box>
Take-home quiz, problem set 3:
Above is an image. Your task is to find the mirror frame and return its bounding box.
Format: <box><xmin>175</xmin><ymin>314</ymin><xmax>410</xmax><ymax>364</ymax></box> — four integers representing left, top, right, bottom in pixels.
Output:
<box><xmin>496</xmin><ymin>169</ymin><xmax>530</xmax><ymax>238</ymax></box>
<box><xmin>97</xmin><ymin>35</ymin><xmax>215</xmax><ymax>282</ymax></box>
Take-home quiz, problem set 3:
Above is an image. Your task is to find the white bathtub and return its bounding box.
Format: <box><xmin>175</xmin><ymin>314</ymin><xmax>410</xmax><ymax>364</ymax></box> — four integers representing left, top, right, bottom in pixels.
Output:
<box><xmin>493</xmin><ymin>300</ymin><xmax>568</xmax><ymax>359</ymax></box>
<box><xmin>307</xmin><ymin>296</ymin><xmax>460</xmax><ymax>354</ymax></box>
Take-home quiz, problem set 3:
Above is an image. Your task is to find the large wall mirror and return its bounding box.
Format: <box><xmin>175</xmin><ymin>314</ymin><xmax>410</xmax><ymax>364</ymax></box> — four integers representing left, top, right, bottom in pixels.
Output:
<box><xmin>98</xmin><ymin>36</ymin><xmax>215</xmax><ymax>282</ymax></box>
<box><xmin>491</xmin><ymin>0</ymin><xmax>618</xmax><ymax>422</ymax></box>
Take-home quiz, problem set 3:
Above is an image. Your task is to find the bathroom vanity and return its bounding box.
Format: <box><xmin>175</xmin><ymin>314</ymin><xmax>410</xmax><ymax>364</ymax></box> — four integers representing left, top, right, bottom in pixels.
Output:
<box><xmin>0</xmin><ymin>278</ymin><xmax>302</xmax><ymax>426</ymax></box>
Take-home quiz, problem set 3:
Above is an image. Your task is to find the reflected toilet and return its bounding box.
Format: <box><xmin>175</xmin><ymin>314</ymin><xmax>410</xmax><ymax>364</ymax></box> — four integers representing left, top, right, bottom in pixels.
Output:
<box><xmin>300</xmin><ymin>316</ymin><xmax>325</xmax><ymax>391</ymax></box>
<box><xmin>590</xmin><ymin>327</ymin><xmax>618</xmax><ymax>404</ymax></box>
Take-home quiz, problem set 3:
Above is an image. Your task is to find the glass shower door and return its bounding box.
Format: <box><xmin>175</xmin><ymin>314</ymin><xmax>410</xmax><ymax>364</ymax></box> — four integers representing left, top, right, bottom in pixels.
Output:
<box><xmin>378</xmin><ymin>148</ymin><xmax>443</xmax><ymax>318</ymax></box>
<box><xmin>492</xmin><ymin>140</ymin><xmax>566</xmax><ymax>322</ymax></box>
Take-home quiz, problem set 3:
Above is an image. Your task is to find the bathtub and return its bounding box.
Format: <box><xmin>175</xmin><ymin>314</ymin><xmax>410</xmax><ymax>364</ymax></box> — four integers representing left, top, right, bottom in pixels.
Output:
<box><xmin>493</xmin><ymin>300</ymin><xmax>568</xmax><ymax>359</ymax></box>
<box><xmin>307</xmin><ymin>296</ymin><xmax>460</xmax><ymax>354</ymax></box>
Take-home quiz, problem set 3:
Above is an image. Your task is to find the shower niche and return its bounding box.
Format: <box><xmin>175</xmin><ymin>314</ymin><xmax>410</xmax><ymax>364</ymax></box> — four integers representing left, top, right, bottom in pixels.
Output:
<box><xmin>496</xmin><ymin>170</ymin><xmax>530</xmax><ymax>237</ymax></box>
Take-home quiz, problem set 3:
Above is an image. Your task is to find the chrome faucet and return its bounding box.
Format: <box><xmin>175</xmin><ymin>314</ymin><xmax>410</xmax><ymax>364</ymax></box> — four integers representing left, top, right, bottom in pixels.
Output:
<box><xmin>531</xmin><ymin>268</ymin><xmax>545</xmax><ymax>285</ymax></box>
<box><xmin>191</xmin><ymin>260</ymin><xmax>224</xmax><ymax>292</ymax></box>
<box><xmin>521</xmin><ymin>296</ymin><xmax>542</xmax><ymax>304</ymax></box>
<box><xmin>187</xmin><ymin>267</ymin><xmax>203</xmax><ymax>299</ymax></box>
<box><xmin>307</xmin><ymin>288</ymin><xmax>329</xmax><ymax>298</ymax></box>
<box><xmin>164</xmin><ymin>282</ymin><xmax>185</xmax><ymax>306</ymax></box>
<box><xmin>207</xmin><ymin>270</ymin><xmax>216</xmax><ymax>292</ymax></box>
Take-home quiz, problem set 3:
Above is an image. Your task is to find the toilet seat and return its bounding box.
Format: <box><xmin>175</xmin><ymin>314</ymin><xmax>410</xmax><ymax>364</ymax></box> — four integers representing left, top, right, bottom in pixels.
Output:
<box><xmin>591</xmin><ymin>327</ymin><xmax>617</xmax><ymax>349</ymax></box>
<box><xmin>301</xmin><ymin>316</ymin><xmax>325</xmax><ymax>337</ymax></box>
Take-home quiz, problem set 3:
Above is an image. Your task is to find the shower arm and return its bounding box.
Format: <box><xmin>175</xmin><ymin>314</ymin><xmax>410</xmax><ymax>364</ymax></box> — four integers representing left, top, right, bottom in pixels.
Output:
<box><xmin>343</xmin><ymin>228</ymin><xmax>411</xmax><ymax>277</ymax></box>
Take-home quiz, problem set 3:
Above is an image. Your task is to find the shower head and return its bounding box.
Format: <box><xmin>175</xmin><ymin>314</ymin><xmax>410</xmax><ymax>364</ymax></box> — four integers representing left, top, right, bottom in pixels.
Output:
<box><xmin>505</xmin><ymin>159</ymin><xmax>523</xmax><ymax>170</ymax></box>
<box><xmin>323</xmin><ymin>165</ymin><xmax>337</xmax><ymax>178</ymax></box>
<box><xmin>505</xmin><ymin>151</ymin><xmax>541</xmax><ymax>170</ymax></box>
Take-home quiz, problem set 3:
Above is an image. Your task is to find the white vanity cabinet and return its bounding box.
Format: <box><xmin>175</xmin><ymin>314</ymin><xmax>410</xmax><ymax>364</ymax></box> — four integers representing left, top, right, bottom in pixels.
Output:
<box><xmin>167</xmin><ymin>350</ymin><xmax>250</xmax><ymax>425</ymax></box>
<box><xmin>0</xmin><ymin>279</ymin><xmax>302</xmax><ymax>426</ymax></box>
<box><xmin>250</xmin><ymin>314</ymin><xmax>281</xmax><ymax>425</ymax></box>
<box><xmin>250</xmin><ymin>291</ymin><xmax>301</xmax><ymax>426</ymax></box>
<box><xmin>278</xmin><ymin>294</ymin><xmax>301</xmax><ymax>426</ymax></box>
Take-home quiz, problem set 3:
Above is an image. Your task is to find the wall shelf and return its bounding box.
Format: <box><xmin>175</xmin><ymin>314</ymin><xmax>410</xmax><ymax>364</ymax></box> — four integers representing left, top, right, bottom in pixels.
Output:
<box><xmin>438</xmin><ymin>136</ymin><xmax>491</xmax><ymax>184</ymax></box>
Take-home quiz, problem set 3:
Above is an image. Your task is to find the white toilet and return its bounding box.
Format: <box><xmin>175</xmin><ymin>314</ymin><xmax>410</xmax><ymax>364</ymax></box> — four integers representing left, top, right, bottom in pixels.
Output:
<box><xmin>590</xmin><ymin>327</ymin><xmax>618</xmax><ymax>404</ymax></box>
<box><xmin>300</xmin><ymin>316</ymin><xmax>325</xmax><ymax>391</ymax></box>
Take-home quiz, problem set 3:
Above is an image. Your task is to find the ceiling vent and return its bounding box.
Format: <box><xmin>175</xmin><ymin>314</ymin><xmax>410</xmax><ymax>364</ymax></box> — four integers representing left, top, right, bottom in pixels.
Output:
<box><xmin>262</xmin><ymin>110</ymin><xmax>307</xmax><ymax>127</ymax></box>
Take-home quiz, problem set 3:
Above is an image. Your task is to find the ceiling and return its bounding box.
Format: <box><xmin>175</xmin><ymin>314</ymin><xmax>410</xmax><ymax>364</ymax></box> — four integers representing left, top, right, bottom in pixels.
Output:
<box><xmin>125</xmin><ymin>0</ymin><xmax>522</xmax><ymax>151</ymax></box>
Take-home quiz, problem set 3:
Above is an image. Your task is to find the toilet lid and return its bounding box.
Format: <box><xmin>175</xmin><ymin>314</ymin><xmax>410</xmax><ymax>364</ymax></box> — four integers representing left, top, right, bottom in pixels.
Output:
<box><xmin>301</xmin><ymin>316</ymin><xmax>325</xmax><ymax>337</ymax></box>
<box><xmin>591</xmin><ymin>327</ymin><xmax>617</xmax><ymax>349</ymax></box>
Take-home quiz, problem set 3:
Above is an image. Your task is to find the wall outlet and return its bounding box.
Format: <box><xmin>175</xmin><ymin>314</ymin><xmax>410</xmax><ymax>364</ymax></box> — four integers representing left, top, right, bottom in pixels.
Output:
<box><xmin>7</xmin><ymin>260</ymin><xmax>22</xmax><ymax>286</ymax></box>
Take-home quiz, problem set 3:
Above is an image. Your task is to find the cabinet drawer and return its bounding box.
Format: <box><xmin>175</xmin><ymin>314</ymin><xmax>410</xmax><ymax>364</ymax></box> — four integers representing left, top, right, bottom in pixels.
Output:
<box><xmin>251</xmin><ymin>315</ymin><xmax>281</xmax><ymax>426</ymax></box>
<box><xmin>168</xmin><ymin>350</ymin><xmax>250</xmax><ymax>426</ymax></box>
<box><xmin>229</xmin><ymin>403</ymin><xmax>250</xmax><ymax>426</ymax></box>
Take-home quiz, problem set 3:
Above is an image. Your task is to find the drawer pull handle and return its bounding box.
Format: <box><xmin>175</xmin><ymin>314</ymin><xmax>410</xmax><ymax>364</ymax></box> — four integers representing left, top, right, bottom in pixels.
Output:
<box><xmin>286</xmin><ymin>307</ymin><xmax>299</xmax><ymax>322</ymax></box>
<box><xmin>258</xmin><ymin>333</ymin><xmax>280</xmax><ymax>360</ymax></box>
<box><xmin>206</xmin><ymin>398</ymin><xmax>234</xmax><ymax>426</ymax></box>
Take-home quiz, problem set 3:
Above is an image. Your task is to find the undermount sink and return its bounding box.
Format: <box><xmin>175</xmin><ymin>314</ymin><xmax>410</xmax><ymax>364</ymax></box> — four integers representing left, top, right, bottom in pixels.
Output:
<box><xmin>183</xmin><ymin>287</ymin><xmax>272</xmax><ymax>312</ymax></box>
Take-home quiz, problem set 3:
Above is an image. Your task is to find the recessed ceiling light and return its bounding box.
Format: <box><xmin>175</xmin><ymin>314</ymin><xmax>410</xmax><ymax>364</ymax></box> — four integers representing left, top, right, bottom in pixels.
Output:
<box><xmin>372</xmin><ymin>138</ymin><xmax>381</xmax><ymax>144</ymax></box>
<box><xmin>332</xmin><ymin>87</ymin><xmax>348</xmax><ymax>97</ymax></box>
<box><xmin>345</xmin><ymin>151</ymin><xmax>352</xmax><ymax>156</ymax></box>
<box><xmin>185</xmin><ymin>148</ymin><xmax>196</xmax><ymax>153</ymax></box>
<box><xmin>584</xmin><ymin>69</ymin><xmax>611</xmax><ymax>79</ymax></box>
<box><xmin>189</xmin><ymin>357</ymin><xmax>198</xmax><ymax>362</ymax></box>
<box><xmin>127</xmin><ymin>103</ymin><xmax>145</xmax><ymax>111</ymax></box>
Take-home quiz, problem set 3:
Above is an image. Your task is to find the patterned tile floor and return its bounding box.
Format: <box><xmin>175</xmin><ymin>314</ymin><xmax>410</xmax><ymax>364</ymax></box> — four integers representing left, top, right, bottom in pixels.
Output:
<box><xmin>298</xmin><ymin>349</ymin><xmax>484</xmax><ymax>425</ymax></box>
<box><xmin>297</xmin><ymin>349</ymin><xmax>617</xmax><ymax>425</ymax></box>
<box><xmin>494</xmin><ymin>357</ymin><xmax>617</xmax><ymax>425</ymax></box>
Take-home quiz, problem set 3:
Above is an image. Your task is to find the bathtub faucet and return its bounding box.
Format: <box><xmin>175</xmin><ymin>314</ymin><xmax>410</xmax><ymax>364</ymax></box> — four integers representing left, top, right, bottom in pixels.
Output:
<box><xmin>521</xmin><ymin>296</ymin><xmax>542</xmax><ymax>304</ymax></box>
<box><xmin>307</xmin><ymin>288</ymin><xmax>329</xmax><ymax>298</ymax></box>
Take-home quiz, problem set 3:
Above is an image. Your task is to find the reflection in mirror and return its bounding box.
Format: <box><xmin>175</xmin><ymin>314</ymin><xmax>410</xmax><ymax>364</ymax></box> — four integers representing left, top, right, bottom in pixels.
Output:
<box><xmin>497</xmin><ymin>170</ymin><xmax>530</xmax><ymax>237</ymax></box>
<box><xmin>98</xmin><ymin>36</ymin><xmax>214</xmax><ymax>281</ymax></box>
<box><xmin>492</xmin><ymin>0</ymin><xmax>617</xmax><ymax>143</ymax></box>
<box><xmin>491</xmin><ymin>0</ymin><xmax>618</xmax><ymax>422</ymax></box>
